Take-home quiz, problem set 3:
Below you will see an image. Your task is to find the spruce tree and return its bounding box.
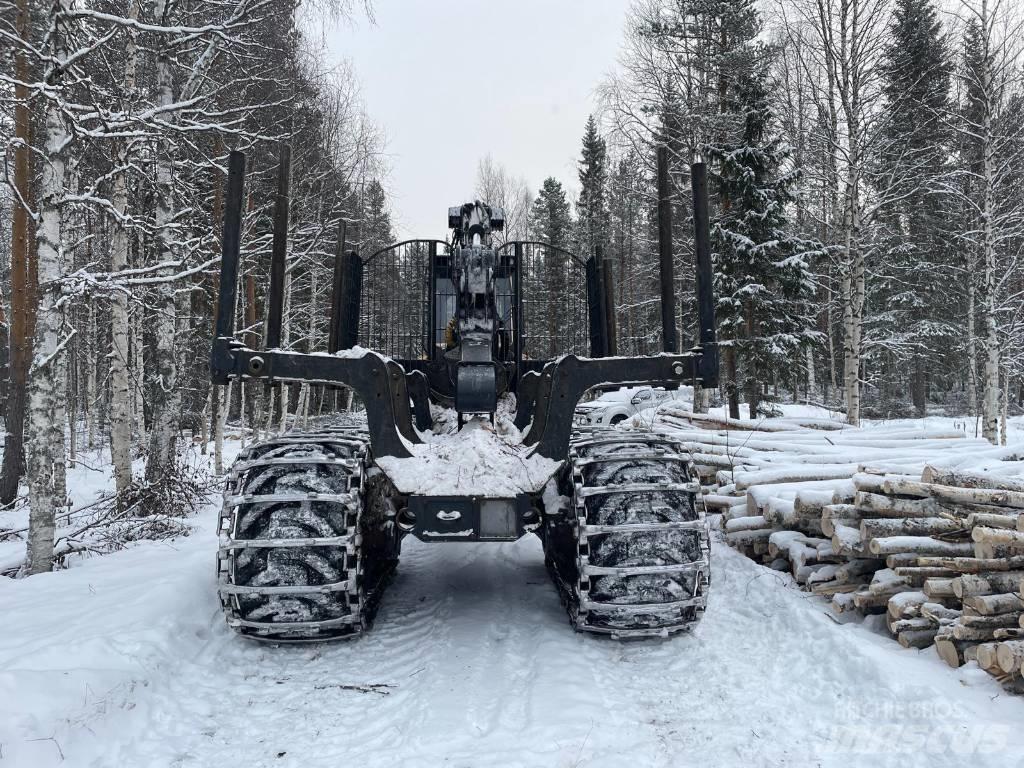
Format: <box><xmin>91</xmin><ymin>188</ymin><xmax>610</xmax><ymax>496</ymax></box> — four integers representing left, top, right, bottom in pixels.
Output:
<box><xmin>532</xmin><ymin>178</ymin><xmax>574</xmax><ymax>357</ymax></box>
<box><xmin>576</xmin><ymin>115</ymin><xmax>609</xmax><ymax>256</ymax></box>
<box><xmin>361</xmin><ymin>179</ymin><xmax>394</xmax><ymax>254</ymax></box>
<box><xmin>708</xmin><ymin>49</ymin><xmax>820</xmax><ymax>418</ymax></box>
<box><xmin>872</xmin><ymin>0</ymin><xmax>953</xmax><ymax>416</ymax></box>
<box><xmin>607</xmin><ymin>151</ymin><xmax>656</xmax><ymax>355</ymax></box>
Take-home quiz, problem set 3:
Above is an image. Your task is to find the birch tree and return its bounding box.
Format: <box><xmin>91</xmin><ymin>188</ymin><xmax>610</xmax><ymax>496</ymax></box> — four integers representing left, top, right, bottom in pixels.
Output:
<box><xmin>24</xmin><ymin>0</ymin><xmax>78</xmax><ymax>574</ymax></box>
<box><xmin>943</xmin><ymin>0</ymin><xmax>1024</xmax><ymax>442</ymax></box>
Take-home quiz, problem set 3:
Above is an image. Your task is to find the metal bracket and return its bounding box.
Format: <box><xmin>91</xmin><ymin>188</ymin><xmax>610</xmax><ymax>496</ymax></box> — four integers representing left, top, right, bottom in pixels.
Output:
<box><xmin>524</xmin><ymin>353</ymin><xmax>716</xmax><ymax>461</ymax></box>
<box><xmin>211</xmin><ymin>338</ymin><xmax>414</xmax><ymax>458</ymax></box>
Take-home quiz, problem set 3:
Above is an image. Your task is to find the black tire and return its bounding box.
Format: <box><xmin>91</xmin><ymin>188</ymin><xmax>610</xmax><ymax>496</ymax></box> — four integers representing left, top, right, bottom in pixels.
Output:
<box><xmin>218</xmin><ymin>435</ymin><xmax>399</xmax><ymax>641</ymax></box>
<box><xmin>544</xmin><ymin>433</ymin><xmax>710</xmax><ymax>637</ymax></box>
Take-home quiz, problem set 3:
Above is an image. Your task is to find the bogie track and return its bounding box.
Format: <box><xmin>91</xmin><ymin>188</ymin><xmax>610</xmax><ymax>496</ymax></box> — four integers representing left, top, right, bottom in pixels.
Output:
<box><xmin>543</xmin><ymin>430</ymin><xmax>711</xmax><ymax>638</ymax></box>
<box><xmin>217</xmin><ymin>429</ymin><xmax>400</xmax><ymax>642</ymax></box>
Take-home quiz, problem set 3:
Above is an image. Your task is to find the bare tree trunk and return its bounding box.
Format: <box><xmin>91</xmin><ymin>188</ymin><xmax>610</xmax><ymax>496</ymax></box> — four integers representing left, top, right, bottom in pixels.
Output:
<box><xmin>107</xmin><ymin>0</ymin><xmax>141</xmax><ymax>493</ymax></box>
<box><xmin>85</xmin><ymin>302</ymin><xmax>96</xmax><ymax>449</ymax></box>
<box><xmin>723</xmin><ymin>345</ymin><xmax>740</xmax><ymax>419</ymax></box>
<box><xmin>840</xmin><ymin>171</ymin><xmax>864</xmax><ymax>427</ymax></box>
<box><xmin>242</xmin><ymin>274</ymin><xmax>258</xmax><ymax>441</ymax></box>
<box><xmin>145</xmin><ymin>13</ymin><xmax>182</xmax><ymax>481</ymax></box>
<box><xmin>692</xmin><ymin>385</ymin><xmax>709</xmax><ymax>414</ymax></box>
<box><xmin>0</xmin><ymin>0</ymin><xmax>38</xmax><ymax>505</ymax></box>
<box><xmin>214</xmin><ymin>380</ymin><xmax>229</xmax><ymax>473</ymax></box>
<box><xmin>745</xmin><ymin>301</ymin><xmax>759</xmax><ymax>419</ymax></box>
<box><xmin>980</xmin><ymin>81</ymin><xmax>1000</xmax><ymax>443</ymax></box>
<box><xmin>25</xmin><ymin>2</ymin><xmax>73</xmax><ymax>573</ymax></box>
<box><xmin>132</xmin><ymin>300</ymin><xmax>147</xmax><ymax>447</ymax></box>
<box><xmin>966</xmin><ymin>268</ymin><xmax>979</xmax><ymax>417</ymax></box>
<box><xmin>999</xmin><ymin>372</ymin><xmax>1008</xmax><ymax>447</ymax></box>
<box><xmin>279</xmin><ymin>384</ymin><xmax>289</xmax><ymax>433</ymax></box>
<box><xmin>805</xmin><ymin>347</ymin><xmax>816</xmax><ymax>402</ymax></box>
<box><xmin>200</xmin><ymin>391</ymin><xmax>210</xmax><ymax>454</ymax></box>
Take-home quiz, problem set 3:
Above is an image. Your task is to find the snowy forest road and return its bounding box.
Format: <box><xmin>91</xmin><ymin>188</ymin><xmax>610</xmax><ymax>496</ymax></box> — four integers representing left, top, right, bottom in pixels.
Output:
<box><xmin>3</xmin><ymin>512</ymin><xmax>1023</xmax><ymax>768</ymax></box>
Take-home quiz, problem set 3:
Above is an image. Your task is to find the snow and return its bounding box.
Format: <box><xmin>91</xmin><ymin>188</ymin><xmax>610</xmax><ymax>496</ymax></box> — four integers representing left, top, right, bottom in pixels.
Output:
<box><xmin>3</xmin><ymin>503</ymin><xmax>1024</xmax><ymax>767</ymax></box>
<box><xmin>7</xmin><ymin>412</ymin><xmax>1024</xmax><ymax>766</ymax></box>
<box><xmin>377</xmin><ymin>417</ymin><xmax>561</xmax><ymax>497</ymax></box>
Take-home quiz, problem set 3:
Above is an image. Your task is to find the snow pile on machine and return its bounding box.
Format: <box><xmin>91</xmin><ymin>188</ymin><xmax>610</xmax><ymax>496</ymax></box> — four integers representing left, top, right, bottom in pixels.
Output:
<box><xmin>655</xmin><ymin>407</ymin><xmax>1024</xmax><ymax>694</ymax></box>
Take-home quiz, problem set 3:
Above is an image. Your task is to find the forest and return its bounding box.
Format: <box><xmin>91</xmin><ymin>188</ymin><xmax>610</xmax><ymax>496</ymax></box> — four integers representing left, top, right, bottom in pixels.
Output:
<box><xmin>1</xmin><ymin>0</ymin><xmax>1023</xmax><ymax>576</ymax></box>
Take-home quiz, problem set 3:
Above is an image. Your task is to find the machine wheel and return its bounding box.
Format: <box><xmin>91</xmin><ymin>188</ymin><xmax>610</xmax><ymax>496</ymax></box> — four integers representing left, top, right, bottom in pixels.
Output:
<box><xmin>543</xmin><ymin>431</ymin><xmax>710</xmax><ymax>638</ymax></box>
<box><xmin>217</xmin><ymin>431</ymin><xmax>400</xmax><ymax>641</ymax></box>
<box><xmin>609</xmin><ymin>414</ymin><xmax>627</xmax><ymax>425</ymax></box>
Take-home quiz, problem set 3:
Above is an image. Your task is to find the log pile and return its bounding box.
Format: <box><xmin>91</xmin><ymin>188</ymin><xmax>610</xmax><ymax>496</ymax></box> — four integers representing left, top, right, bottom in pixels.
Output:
<box><xmin>657</xmin><ymin>414</ymin><xmax>1024</xmax><ymax>694</ymax></box>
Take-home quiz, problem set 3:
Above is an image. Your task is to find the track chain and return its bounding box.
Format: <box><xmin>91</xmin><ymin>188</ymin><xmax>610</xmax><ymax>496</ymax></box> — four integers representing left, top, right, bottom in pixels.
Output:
<box><xmin>544</xmin><ymin>430</ymin><xmax>711</xmax><ymax>638</ymax></box>
<box><xmin>217</xmin><ymin>427</ymin><xmax>398</xmax><ymax>642</ymax></box>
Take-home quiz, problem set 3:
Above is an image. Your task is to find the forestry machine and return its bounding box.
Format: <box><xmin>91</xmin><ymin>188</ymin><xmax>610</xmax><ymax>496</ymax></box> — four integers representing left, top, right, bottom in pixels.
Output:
<box><xmin>210</xmin><ymin>146</ymin><xmax>719</xmax><ymax>641</ymax></box>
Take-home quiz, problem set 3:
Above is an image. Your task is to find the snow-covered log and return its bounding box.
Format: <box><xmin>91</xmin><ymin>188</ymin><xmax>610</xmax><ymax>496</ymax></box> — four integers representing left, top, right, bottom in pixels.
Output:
<box><xmin>966</xmin><ymin>512</ymin><xmax>1020</xmax><ymax>529</ymax></box>
<box><xmin>887</xmin><ymin>591</ymin><xmax>929</xmax><ymax>619</ymax></box>
<box><xmin>821</xmin><ymin>504</ymin><xmax>859</xmax><ymax>536</ymax></box>
<box><xmin>734</xmin><ymin>467</ymin><xmax>860</xmax><ymax>491</ymax></box>
<box><xmin>952</xmin><ymin>572</ymin><xmax>1024</xmax><ymax>598</ymax></box>
<box><xmin>703</xmin><ymin>494</ymin><xmax>747</xmax><ymax>511</ymax></box>
<box><xmin>725</xmin><ymin>528</ymin><xmax>779</xmax><ymax>547</ymax></box>
<box><xmin>959</xmin><ymin>612</ymin><xmax>1022</xmax><ymax>630</ymax></box>
<box><xmin>996</xmin><ymin>641</ymin><xmax>1024</xmax><ymax>674</ymax></box>
<box><xmin>831</xmin><ymin>523</ymin><xmax>863</xmax><ymax>556</ymax></box>
<box><xmin>935</xmin><ymin>633</ymin><xmax>973</xmax><ymax>668</ymax></box>
<box><xmin>867</xmin><ymin>537</ymin><xmax>973</xmax><ymax>557</ymax></box>
<box><xmin>883</xmin><ymin>478</ymin><xmax>1024</xmax><ymax>509</ymax></box>
<box><xmin>972</xmin><ymin>526</ymin><xmax>1024</xmax><ymax>549</ymax></box>
<box><xmin>922</xmin><ymin>465</ymin><xmax>1024</xmax><ymax>492</ymax></box>
<box><xmin>724</xmin><ymin>515</ymin><xmax>770</xmax><ymax>533</ymax></box>
<box><xmin>976</xmin><ymin>642</ymin><xmax>1003</xmax><ymax>672</ymax></box>
<box><xmin>960</xmin><ymin>593</ymin><xmax>1024</xmax><ymax>616</ymax></box>
<box><xmin>898</xmin><ymin>629</ymin><xmax>939</xmax><ymax>649</ymax></box>
<box><xmin>921</xmin><ymin>603</ymin><xmax>961</xmax><ymax>622</ymax></box>
<box><xmin>914</xmin><ymin>555</ymin><xmax>1024</xmax><ymax>573</ymax></box>
<box><xmin>923</xmin><ymin>578</ymin><xmax>957</xmax><ymax>599</ymax></box>
<box><xmin>860</xmin><ymin>517</ymin><xmax>960</xmax><ymax>540</ymax></box>
<box><xmin>854</xmin><ymin>491</ymin><xmax>941</xmax><ymax>518</ymax></box>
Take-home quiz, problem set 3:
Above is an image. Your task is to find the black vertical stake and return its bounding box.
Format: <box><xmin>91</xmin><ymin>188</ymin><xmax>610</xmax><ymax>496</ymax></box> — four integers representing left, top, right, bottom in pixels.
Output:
<box><xmin>691</xmin><ymin>161</ymin><xmax>718</xmax><ymax>385</ymax></box>
<box><xmin>513</xmin><ymin>242</ymin><xmax>524</xmax><ymax>370</ymax></box>
<box><xmin>339</xmin><ymin>250</ymin><xmax>361</xmax><ymax>349</ymax></box>
<box><xmin>265</xmin><ymin>143</ymin><xmax>291</xmax><ymax>349</ymax></box>
<box><xmin>600</xmin><ymin>245</ymin><xmax>617</xmax><ymax>356</ymax></box>
<box><xmin>328</xmin><ymin>218</ymin><xmax>347</xmax><ymax>353</ymax></box>
<box><xmin>657</xmin><ymin>145</ymin><xmax>677</xmax><ymax>353</ymax></box>
<box><xmin>425</xmin><ymin>241</ymin><xmax>436</xmax><ymax>358</ymax></box>
<box><xmin>586</xmin><ymin>255</ymin><xmax>606</xmax><ymax>357</ymax></box>
<box><xmin>215</xmin><ymin>151</ymin><xmax>246</xmax><ymax>340</ymax></box>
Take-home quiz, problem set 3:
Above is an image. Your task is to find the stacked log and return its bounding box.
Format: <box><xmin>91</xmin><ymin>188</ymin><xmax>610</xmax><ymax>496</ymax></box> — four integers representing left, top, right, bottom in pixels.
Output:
<box><xmin>665</xmin><ymin>414</ymin><xmax>1024</xmax><ymax>694</ymax></box>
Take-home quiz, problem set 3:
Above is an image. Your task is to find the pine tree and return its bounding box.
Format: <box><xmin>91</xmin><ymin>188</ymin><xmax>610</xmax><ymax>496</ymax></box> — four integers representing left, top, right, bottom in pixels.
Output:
<box><xmin>576</xmin><ymin>115</ymin><xmax>608</xmax><ymax>256</ymax></box>
<box><xmin>531</xmin><ymin>178</ymin><xmax>573</xmax><ymax>357</ymax></box>
<box><xmin>708</xmin><ymin>48</ymin><xmax>820</xmax><ymax>419</ymax></box>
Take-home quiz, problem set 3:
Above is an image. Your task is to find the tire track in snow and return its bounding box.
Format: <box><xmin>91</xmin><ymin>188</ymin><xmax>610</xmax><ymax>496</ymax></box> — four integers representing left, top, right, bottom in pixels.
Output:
<box><xmin>7</xmin><ymin>514</ymin><xmax>1024</xmax><ymax>768</ymax></box>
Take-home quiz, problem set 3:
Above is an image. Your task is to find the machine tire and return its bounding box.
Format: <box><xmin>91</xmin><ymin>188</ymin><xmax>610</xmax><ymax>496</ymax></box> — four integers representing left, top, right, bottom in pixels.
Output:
<box><xmin>543</xmin><ymin>431</ymin><xmax>710</xmax><ymax>637</ymax></box>
<box><xmin>217</xmin><ymin>433</ymin><xmax>399</xmax><ymax>641</ymax></box>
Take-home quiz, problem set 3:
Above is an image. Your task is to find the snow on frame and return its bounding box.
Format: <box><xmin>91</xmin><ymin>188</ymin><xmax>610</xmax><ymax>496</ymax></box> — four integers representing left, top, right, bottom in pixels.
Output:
<box><xmin>375</xmin><ymin>400</ymin><xmax>562</xmax><ymax>496</ymax></box>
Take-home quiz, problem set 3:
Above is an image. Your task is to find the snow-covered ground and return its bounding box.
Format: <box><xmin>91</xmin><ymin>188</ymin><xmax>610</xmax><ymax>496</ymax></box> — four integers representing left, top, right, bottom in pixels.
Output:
<box><xmin>5</xmin><ymin>411</ymin><xmax>1024</xmax><ymax>767</ymax></box>
<box><xmin>3</xmin><ymin>503</ymin><xmax>1024</xmax><ymax>767</ymax></box>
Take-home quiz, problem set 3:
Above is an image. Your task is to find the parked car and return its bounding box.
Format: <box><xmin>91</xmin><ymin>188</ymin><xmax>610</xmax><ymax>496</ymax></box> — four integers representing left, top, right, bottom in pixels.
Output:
<box><xmin>573</xmin><ymin>386</ymin><xmax>682</xmax><ymax>426</ymax></box>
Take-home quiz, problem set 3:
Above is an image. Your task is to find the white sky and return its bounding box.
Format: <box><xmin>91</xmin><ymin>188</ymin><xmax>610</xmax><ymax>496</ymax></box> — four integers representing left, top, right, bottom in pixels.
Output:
<box><xmin>324</xmin><ymin>0</ymin><xmax>631</xmax><ymax>240</ymax></box>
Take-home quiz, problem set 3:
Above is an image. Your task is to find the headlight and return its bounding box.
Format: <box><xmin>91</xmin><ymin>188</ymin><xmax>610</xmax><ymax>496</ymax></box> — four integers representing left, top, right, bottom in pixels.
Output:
<box><xmin>596</xmin><ymin>416</ymin><xmax>603</xmax><ymax>423</ymax></box>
